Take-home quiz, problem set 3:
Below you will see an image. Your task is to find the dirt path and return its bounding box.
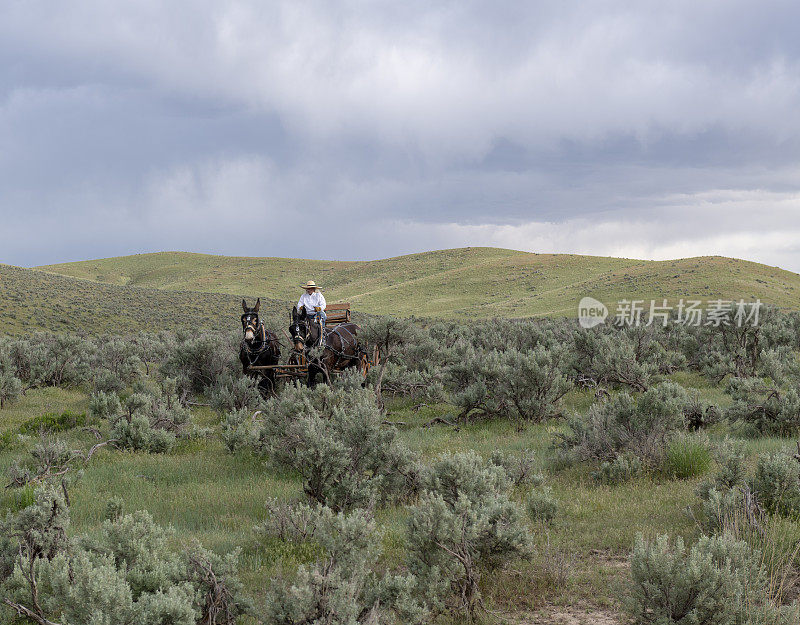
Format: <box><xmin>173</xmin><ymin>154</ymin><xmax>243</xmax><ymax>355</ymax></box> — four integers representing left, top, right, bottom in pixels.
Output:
<box><xmin>504</xmin><ymin>549</ymin><xmax>630</xmax><ymax>625</ymax></box>
<box><xmin>509</xmin><ymin>605</ymin><xmax>622</xmax><ymax>625</ymax></box>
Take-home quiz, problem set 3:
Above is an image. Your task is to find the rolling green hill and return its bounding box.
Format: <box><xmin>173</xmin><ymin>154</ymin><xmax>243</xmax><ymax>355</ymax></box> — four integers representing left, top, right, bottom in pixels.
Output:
<box><xmin>0</xmin><ymin>263</ymin><xmax>285</xmax><ymax>336</ymax></box>
<box><xmin>38</xmin><ymin>247</ymin><xmax>800</xmax><ymax>318</ymax></box>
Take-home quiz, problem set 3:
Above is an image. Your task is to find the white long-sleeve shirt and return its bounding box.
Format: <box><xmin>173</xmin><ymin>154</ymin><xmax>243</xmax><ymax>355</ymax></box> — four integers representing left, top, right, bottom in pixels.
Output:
<box><xmin>298</xmin><ymin>291</ymin><xmax>326</xmax><ymax>314</ymax></box>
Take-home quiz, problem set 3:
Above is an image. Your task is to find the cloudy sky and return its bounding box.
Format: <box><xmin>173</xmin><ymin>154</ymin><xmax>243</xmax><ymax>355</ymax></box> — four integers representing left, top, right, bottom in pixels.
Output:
<box><xmin>3</xmin><ymin>1</ymin><xmax>800</xmax><ymax>270</ymax></box>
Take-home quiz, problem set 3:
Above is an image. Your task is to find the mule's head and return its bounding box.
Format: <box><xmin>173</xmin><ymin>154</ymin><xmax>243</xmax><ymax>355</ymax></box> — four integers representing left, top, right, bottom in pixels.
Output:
<box><xmin>241</xmin><ymin>298</ymin><xmax>261</xmax><ymax>342</ymax></box>
<box><xmin>289</xmin><ymin>305</ymin><xmax>308</xmax><ymax>351</ymax></box>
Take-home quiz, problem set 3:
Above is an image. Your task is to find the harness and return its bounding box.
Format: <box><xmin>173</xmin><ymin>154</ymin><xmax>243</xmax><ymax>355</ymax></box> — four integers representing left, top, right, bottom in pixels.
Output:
<box><xmin>241</xmin><ymin>315</ymin><xmax>276</xmax><ymax>366</ymax></box>
<box><xmin>293</xmin><ymin>315</ymin><xmax>360</xmax><ymax>367</ymax></box>
<box><xmin>317</xmin><ymin>324</ymin><xmax>362</xmax><ymax>366</ymax></box>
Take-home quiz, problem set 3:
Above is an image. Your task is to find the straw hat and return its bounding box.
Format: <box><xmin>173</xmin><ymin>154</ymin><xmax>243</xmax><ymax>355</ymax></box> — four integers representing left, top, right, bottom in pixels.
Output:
<box><xmin>301</xmin><ymin>280</ymin><xmax>320</xmax><ymax>290</ymax></box>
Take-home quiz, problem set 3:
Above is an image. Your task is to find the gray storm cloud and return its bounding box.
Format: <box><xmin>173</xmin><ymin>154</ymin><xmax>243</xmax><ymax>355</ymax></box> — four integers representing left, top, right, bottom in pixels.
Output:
<box><xmin>1</xmin><ymin>1</ymin><xmax>800</xmax><ymax>269</ymax></box>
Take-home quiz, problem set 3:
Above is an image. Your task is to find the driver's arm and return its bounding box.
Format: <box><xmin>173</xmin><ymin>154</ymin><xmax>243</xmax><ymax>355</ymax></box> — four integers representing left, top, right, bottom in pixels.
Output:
<box><xmin>318</xmin><ymin>293</ymin><xmax>326</xmax><ymax>311</ymax></box>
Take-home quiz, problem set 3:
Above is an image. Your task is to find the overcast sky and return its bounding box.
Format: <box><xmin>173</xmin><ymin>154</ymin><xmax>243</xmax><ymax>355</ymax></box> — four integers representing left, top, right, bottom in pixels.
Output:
<box><xmin>2</xmin><ymin>1</ymin><xmax>800</xmax><ymax>270</ymax></box>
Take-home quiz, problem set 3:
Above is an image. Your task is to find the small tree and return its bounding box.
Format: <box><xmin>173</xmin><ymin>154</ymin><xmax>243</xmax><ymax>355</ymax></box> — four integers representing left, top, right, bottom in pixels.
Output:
<box><xmin>362</xmin><ymin>316</ymin><xmax>420</xmax><ymax>409</ymax></box>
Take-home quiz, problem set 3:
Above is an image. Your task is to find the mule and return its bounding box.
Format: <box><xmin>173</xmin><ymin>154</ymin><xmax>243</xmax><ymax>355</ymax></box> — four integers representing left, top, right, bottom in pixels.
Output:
<box><xmin>289</xmin><ymin>305</ymin><xmax>364</xmax><ymax>386</ymax></box>
<box><xmin>240</xmin><ymin>298</ymin><xmax>280</xmax><ymax>395</ymax></box>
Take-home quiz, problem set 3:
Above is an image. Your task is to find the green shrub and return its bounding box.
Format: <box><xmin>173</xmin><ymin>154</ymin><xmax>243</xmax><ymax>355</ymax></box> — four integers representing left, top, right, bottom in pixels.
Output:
<box><xmin>558</xmin><ymin>381</ymin><xmax>689</xmax><ymax>469</ymax></box>
<box><xmin>161</xmin><ymin>333</ymin><xmax>239</xmax><ymax>396</ymax></box>
<box><xmin>498</xmin><ymin>345</ymin><xmax>573</xmax><ymax>423</ymax></box>
<box><xmin>725</xmin><ymin>377</ymin><xmax>800</xmax><ymax>436</ymax></box>
<box><xmin>526</xmin><ymin>487</ymin><xmax>559</xmax><ymax>523</ymax></box>
<box><xmin>207</xmin><ymin>373</ymin><xmax>263</xmax><ymax>414</ymax></box>
<box><xmin>663</xmin><ymin>432</ymin><xmax>712</xmax><ymax>479</ymax></box>
<box><xmin>6</xmin><ymin>333</ymin><xmax>95</xmax><ymax>388</ymax></box>
<box><xmin>444</xmin><ymin>345</ymin><xmax>572</xmax><ymax>423</ymax></box>
<box><xmin>0</xmin><ymin>487</ymin><xmax>70</xmax><ymax>583</ymax></box>
<box><xmin>374</xmin><ymin>361</ymin><xmax>446</xmax><ymax>402</ymax></box>
<box><xmin>221</xmin><ymin>407</ymin><xmax>258</xmax><ymax>453</ymax></box>
<box><xmin>694</xmin><ymin>441</ymin><xmax>800</xmax><ymax>537</ymax></box>
<box><xmin>750</xmin><ymin>452</ymin><xmax>800</xmax><ymax>516</ymax></box>
<box><xmin>262</xmin><ymin>506</ymin><xmax>426</xmax><ymax>625</ymax></box>
<box><xmin>256</xmin><ymin>499</ymin><xmax>321</xmax><ymax>543</ymax></box>
<box><xmin>6</xmin><ymin>437</ymin><xmax>80</xmax><ymax>490</ymax></box>
<box><xmin>592</xmin><ymin>452</ymin><xmax>643</xmax><ymax>485</ymax></box>
<box><xmin>0</xmin><ymin>492</ymin><xmax>250</xmax><ymax>625</ymax></box>
<box><xmin>444</xmin><ymin>345</ymin><xmax>508</xmax><ymax>421</ymax></box>
<box><xmin>626</xmin><ymin>533</ymin><xmax>765</xmax><ymax>625</ymax></box>
<box><xmin>406</xmin><ymin>451</ymin><xmax>531</xmax><ymax>619</ymax></box>
<box><xmin>571</xmin><ymin>329</ymin><xmax>658</xmax><ymax>391</ymax></box>
<box><xmin>489</xmin><ymin>448</ymin><xmax>543</xmax><ymax>487</ymax></box>
<box><xmin>254</xmin><ymin>384</ymin><xmax>419</xmax><ymax>511</ymax></box>
<box><xmin>94</xmin><ymin>338</ymin><xmax>142</xmax><ymax>386</ymax></box>
<box><xmin>0</xmin><ymin>431</ymin><xmax>14</xmax><ymax>451</ymax></box>
<box><xmin>88</xmin><ymin>390</ymin><xmax>123</xmax><ymax>420</ymax></box>
<box><xmin>0</xmin><ymin>367</ymin><xmax>23</xmax><ymax>409</ymax></box>
<box><xmin>18</xmin><ymin>411</ymin><xmax>86</xmax><ymax>435</ymax></box>
<box><xmin>110</xmin><ymin>379</ymin><xmax>195</xmax><ymax>453</ymax></box>
<box><xmin>112</xmin><ymin>413</ymin><xmax>176</xmax><ymax>453</ymax></box>
<box><xmin>707</xmin><ymin>439</ymin><xmax>748</xmax><ymax>493</ymax></box>
<box><xmin>93</xmin><ymin>369</ymin><xmax>126</xmax><ymax>394</ymax></box>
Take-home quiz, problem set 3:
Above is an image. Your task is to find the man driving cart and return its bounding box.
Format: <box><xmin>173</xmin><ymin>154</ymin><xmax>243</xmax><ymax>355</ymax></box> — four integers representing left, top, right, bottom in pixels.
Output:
<box><xmin>298</xmin><ymin>280</ymin><xmax>327</xmax><ymax>332</ymax></box>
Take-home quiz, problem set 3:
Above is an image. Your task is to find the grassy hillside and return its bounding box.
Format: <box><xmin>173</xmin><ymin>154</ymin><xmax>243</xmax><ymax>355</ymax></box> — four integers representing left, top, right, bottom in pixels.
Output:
<box><xmin>38</xmin><ymin>247</ymin><xmax>800</xmax><ymax>318</ymax></box>
<box><xmin>0</xmin><ymin>263</ymin><xmax>285</xmax><ymax>335</ymax></box>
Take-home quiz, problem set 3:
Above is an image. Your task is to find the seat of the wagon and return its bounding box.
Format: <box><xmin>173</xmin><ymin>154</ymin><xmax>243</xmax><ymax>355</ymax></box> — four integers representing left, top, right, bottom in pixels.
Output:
<box><xmin>325</xmin><ymin>303</ymin><xmax>351</xmax><ymax>326</ymax></box>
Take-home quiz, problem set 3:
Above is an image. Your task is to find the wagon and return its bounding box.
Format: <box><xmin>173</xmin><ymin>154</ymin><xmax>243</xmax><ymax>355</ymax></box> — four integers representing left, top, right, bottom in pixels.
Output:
<box><xmin>246</xmin><ymin>303</ymin><xmax>378</xmax><ymax>384</ymax></box>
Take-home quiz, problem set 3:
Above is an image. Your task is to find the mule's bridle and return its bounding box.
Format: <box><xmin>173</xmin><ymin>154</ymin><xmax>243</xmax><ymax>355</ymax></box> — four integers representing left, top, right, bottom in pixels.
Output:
<box><xmin>242</xmin><ymin>313</ymin><xmax>267</xmax><ymax>346</ymax></box>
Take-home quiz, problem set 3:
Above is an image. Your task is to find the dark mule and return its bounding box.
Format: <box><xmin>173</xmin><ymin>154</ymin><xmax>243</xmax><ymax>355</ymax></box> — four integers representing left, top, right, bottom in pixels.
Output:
<box><xmin>289</xmin><ymin>305</ymin><xmax>364</xmax><ymax>386</ymax></box>
<box><xmin>240</xmin><ymin>298</ymin><xmax>280</xmax><ymax>395</ymax></box>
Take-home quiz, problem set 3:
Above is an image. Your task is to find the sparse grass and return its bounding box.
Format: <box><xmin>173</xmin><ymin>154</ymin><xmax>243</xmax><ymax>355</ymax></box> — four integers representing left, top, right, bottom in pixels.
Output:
<box><xmin>36</xmin><ymin>247</ymin><xmax>800</xmax><ymax>319</ymax></box>
<box><xmin>0</xmin><ymin>263</ymin><xmax>287</xmax><ymax>335</ymax></box>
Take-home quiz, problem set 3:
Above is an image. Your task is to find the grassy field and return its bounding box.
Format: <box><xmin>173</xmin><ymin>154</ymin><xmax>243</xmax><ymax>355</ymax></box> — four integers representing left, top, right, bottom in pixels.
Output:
<box><xmin>2</xmin><ymin>375</ymin><xmax>797</xmax><ymax>623</ymax></box>
<box><xmin>37</xmin><ymin>247</ymin><xmax>800</xmax><ymax>319</ymax></box>
<box><xmin>3</xmin><ymin>248</ymin><xmax>800</xmax><ymax>622</ymax></box>
<box><xmin>0</xmin><ymin>263</ymin><xmax>287</xmax><ymax>335</ymax></box>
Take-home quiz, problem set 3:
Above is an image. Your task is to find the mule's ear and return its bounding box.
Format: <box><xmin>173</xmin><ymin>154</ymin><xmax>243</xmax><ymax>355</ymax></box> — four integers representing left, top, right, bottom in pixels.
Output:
<box><xmin>292</xmin><ymin>305</ymin><xmax>297</xmax><ymax>318</ymax></box>
<box><xmin>254</xmin><ymin>298</ymin><xmax>260</xmax><ymax>313</ymax></box>
<box><xmin>242</xmin><ymin>299</ymin><xmax>248</xmax><ymax>312</ymax></box>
